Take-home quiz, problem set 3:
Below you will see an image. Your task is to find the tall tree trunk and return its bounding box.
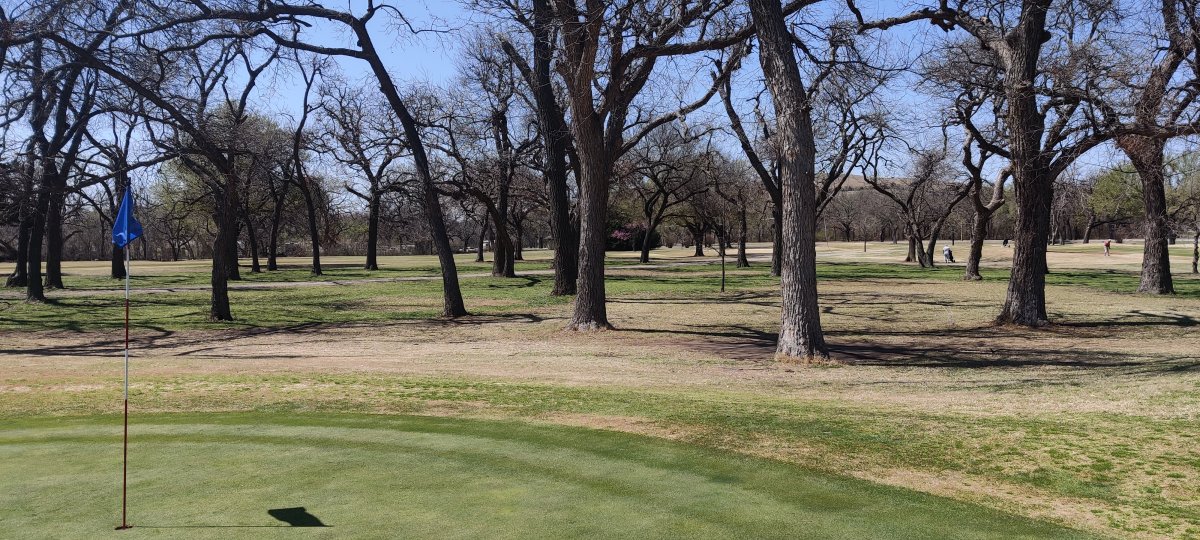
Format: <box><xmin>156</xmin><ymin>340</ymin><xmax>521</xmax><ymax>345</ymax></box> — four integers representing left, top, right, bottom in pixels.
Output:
<box><xmin>268</xmin><ymin>191</ymin><xmax>284</xmax><ymax>271</ymax></box>
<box><xmin>476</xmin><ymin>221</ymin><xmax>488</xmax><ymax>262</ymax></box>
<box><xmin>24</xmin><ymin>184</ymin><xmax>50</xmax><ymax>302</ymax></box>
<box><xmin>43</xmin><ymin>183</ymin><xmax>65</xmax><ymax>289</ymax></box>
<box><xmin>639</xmin><ymin>216</ymin><xmax>660</xmax><ymax>264</ymax></box>
<box><xmin>111</xmin><ymin>244</ymin><xmax>126</xmax><ymax>279</ymax></box>
<box><xmin>565</xmin><ymin>125</ymin><xmax>612</xmax><ymax>330</ymax></box>
<box><xmin>513</xmin><ymin>220</ymin><xmax>524</xmax><ymax>261</ymax></box>
<box><xmin>489</xmin><ymin>210</ymin><xmax>516</xmax><ymax>278</ymax></box>
<box><xmin>548</xmin><ymin>187</ymin><xmax>578</xmax><ymax>294</ymax></box>
<box><xmin>905</xmin><ymin>236</ymin><xmax>917</xmax><ymax>262</ymax></box>
<box><xmin>924</xmin><ymin>226</ymin><xmax>942</xmax><ymax>268</ymax></box>
<box><xmin>1118</xmin><ymin>136</ymin><xmax>1174</xmax><ymax>294</ymax></box>
<box><xmin>750</xmin><ymin>0</ymin><xmax>827</xmax><ymax>362</ymax></box>
<box><xmin>420</xmin><ymin>181</ymin><xmax>467</xmax><ymax>317</ymax></box>
<box><xmin>528</xmin><ymin>0</ymin><xmax>576</xmax><ymax>295</ymax></box>
<box><xmin>489</xmin><ymin>169</ymin><xmax>516</xmax><ymax>277</ymax></box>
<box><xmin>21</xmin><ymin>47</ymin><xmax>48</xmax><ymax>299</ymax></box>
<box><xmin>365</xmin><ymin>193</ymin><xmax>380</xmax><ymax>270</ymax></box>
<box><xmin>357</xmin><ymin>33</ymin><xmax>464</xmax><ymax>317</ymax></box>
<box><xmin>1192</xmin><ymin>231</ymin><xmax>1198</xmax><ymax>274</ymax></box>
<box><xmin>225</xmin><ymin>220</ymin><xmax>241</xmax><ymax>281</ymax></box>
<box><xmin>496</xmin><ymin>0</ymin><xmax>578</xmax><ymax>294</ymax></box>
<box><xmin>737</xmin><ymin>204</ymin><xmax>750</xmax><ymax>268</ymax></box>
<box><xmin>244</xmin><ymin>212</ymin><xmax>261</xmax><ymax>274</ymax></box>
<box><xmin>996</xmin><ymin>0</ymin><xmax>1054</xmax><ymax>327</ymax></box>
<box><xmin>298</xmin><ymin>180</ymin><xmax>322</xmax><ymax>276</ymax></box>
<box><xmin>6</xmin><ymin>209</ymin><xmax>31</xmax><ymax>287</ymax></box>
<box><xmin>998</xmin><ymin>168</ymin><xmax>1052</xmax><ymax>325</ymax></box>
<box><xmin>692</xmin><ymin>229</ymin><xmax>705</xmax><ymax>256</ymax></box>
<box><xmin>210</xmin><ymin>184</ymin><xmax>236</xmax><ymax>321</ymax></box>
<box><xmin>964</xmin><ymin>211</ymin><xmax>989</xmax><ymax>280</ymax></box>
<box><xmin>770</xmin><ymin>207</ymin><xmax>782</xmax><ymax>276</ymax></box>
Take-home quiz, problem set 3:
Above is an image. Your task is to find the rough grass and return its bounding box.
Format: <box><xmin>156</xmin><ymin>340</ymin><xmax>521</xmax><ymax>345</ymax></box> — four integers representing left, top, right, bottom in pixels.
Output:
<box><xmin>2</xmin><ymin>242</ymin><xmax>1199</xmax><ymax>538</ymax></box>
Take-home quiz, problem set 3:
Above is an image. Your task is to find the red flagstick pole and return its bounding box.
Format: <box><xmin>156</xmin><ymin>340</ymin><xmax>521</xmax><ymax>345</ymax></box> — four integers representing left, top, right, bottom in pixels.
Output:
<box><xmin>117</xmin><ymin>246</ymin><xmax>132</xmax><ymax>530</ymax></box>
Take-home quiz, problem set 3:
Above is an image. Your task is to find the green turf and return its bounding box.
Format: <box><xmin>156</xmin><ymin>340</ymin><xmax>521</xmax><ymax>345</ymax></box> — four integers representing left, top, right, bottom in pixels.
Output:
<box><xmin>10</xmin><ymin>372</ymin><xmax>1193</xmax><ymax>527</ymax></box>
<box><xmin>0</xmin><ymin>413</ymin><xmax>1094</xmax><ymax>539</ymax></box>
<box><xmin>58</xmin><ymin>260</ymin><xmax>555</xmax><ymax>289</ymax></box>
<box><xmin>3</xmin><ymin>257</ymin><xmax>1197</xmax><ymax>332</ymax></box>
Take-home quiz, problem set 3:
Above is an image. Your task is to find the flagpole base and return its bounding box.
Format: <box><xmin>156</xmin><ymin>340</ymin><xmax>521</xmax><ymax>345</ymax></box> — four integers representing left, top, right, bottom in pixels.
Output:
<box><xmin>115</xmin><ymin>525</ymin><xmax>133</xmax><ymax>530</ymax></box>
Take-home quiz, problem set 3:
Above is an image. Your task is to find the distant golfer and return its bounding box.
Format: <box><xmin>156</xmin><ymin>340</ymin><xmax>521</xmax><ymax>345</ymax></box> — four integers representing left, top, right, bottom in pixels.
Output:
<box><xmin>1103</xmin><ymin>239</ymin><xmax>1112</xmax><ymax>257</ymax></box>
<box><xmin>943</xmin><ymin>245</ymin><xmax>955</xmax><ymax>263</ymax></box>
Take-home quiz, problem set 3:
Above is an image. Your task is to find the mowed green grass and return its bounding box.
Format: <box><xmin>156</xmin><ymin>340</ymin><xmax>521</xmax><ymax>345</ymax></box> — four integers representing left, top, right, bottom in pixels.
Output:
<box><xmin>0</xmin><ymin>413</ymin><xmax>1092</xmax><ymax>539</ymax></box>
<box><xmin>2</xmin><ymin>257</ymin><xmax>1196</xmax><ymax>332</ymax></box>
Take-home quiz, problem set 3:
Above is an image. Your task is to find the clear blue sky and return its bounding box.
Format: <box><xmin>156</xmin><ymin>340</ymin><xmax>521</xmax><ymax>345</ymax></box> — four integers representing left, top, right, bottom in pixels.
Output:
<box><xmin>250</xmin><ymin>0</ymin><xmax>1126</xmax><ymax>179</ymax></box>
<box><xmin>255</xmin><ymin>1</ymin><xmax>470</xmax><ymax>117</ymax></box>
<box><xmin>258</xmin><ymin>1</ymin><xmax>931</xmax><ymax>115</ymax></box>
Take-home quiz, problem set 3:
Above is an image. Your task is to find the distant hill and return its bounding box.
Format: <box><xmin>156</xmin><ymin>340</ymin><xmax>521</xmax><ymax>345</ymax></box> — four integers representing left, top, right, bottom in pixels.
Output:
<box><xmin>836</xmin><ymin>174</ymin><xmax>910</xmax><ymax>191</ymax></box>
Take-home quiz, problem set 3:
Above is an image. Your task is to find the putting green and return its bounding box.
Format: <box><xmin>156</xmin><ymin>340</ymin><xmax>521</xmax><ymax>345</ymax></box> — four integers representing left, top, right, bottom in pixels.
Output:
<box><xmin>0</xmin><ymin>414</ymin><xmax>1091</xmax><ymax>539</ymax></box>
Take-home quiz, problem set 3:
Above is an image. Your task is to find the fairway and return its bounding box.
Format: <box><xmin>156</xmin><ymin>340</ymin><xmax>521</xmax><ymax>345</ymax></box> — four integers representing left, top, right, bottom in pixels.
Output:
<box><xmin>0</xmin><ymin>413</ymin><xmax>1091</xmax><ymax>539</ymax></box>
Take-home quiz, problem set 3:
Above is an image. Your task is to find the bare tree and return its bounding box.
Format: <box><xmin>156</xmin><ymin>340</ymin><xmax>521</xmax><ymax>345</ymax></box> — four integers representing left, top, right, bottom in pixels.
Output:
<box><xmin>712</xmin><ymin>160</ymin><xmax>756</xmax><ymax>268</ymax></box>
<box><xmin>196</xmin><ymin>2</ymin><xmax>468</xmax><ymax>317</ymax></box>
<box><xmin>288</xmin><ymin>51</ymin><xmax>325</xmax><ymax>276</ymax></box>
<box><xmin>489</xmin><ymin>0</ymin><xmax>579</xmax><ymax>295</ymax></box>
<box><xmin>317</xmin><ymin>80</ymin><xmax>410</xmax><ymax>271</ymax></box>
<box><xmin>428</xmin><ymin>39</ymin><xmax>538</xmax><ymax>279</ymax></box>
<box><xmin>549</xmin><ymin>0</ymin><xmax>750</xmax><ymax>330</ymax></box>
<box><xmin>2</xmin><ymin>2</ymin><xmax>119</xmax><ymax>300</ymax></box>
<box><xmin>920</xmin><ymin>42</ymin><xmax>1010</xmax><ymax>280</ymax></box>
<box><xmin>856</xmin><ymin>0</ymin><xmax>1125</xmax><ymax>326</ymax></box>
<box><xmin>961</xmin><ymin>131</ymin><xmax>1009</xmax><ymax>280</ymax></box>
<box><xmin>862</xmin><ymin>142</ymin><xmax>971</xmax><ymax>268</ymax></box>
<box><xmin>719</xmin><ymin>71</ymin><xmax>783</xmax><ymax>274</ymax></box>
<box><xmin>1105</xmin><ymin>0</ymin><xmax>1200</xmax><ymax>294</ymax></box>
<box><xmin>624</xmin><ymin>124</ymin><xmax>712</xmax><ymax>263</ymax></box>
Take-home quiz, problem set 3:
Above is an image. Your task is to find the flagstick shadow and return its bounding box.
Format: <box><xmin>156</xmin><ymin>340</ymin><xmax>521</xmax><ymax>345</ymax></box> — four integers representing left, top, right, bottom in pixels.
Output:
<box><xmin>133</xmin><ymin>507</ymin><xmax>330</xmax><ymax>529</ymax></box>
<box><xmin>135</xmin><ymin>525</ymin><xmax>292</xmax><ymax>528</ymax></box>
<box><xmin>268</xmin><ymin>507</ymin><xmax>328</xmax><ymax>527</ymax></box>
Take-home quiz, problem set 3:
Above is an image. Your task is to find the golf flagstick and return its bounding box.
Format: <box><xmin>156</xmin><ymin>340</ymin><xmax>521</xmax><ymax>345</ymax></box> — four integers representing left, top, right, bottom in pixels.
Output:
<box><xmin>112</xmin><ymin>188</ymin><xmax>140</xmax><ymax>531</ymax></box>
<box><xmin>117</xmin><ymin>245</ymin><xmax>131</xmax><ymax>530</ymax></box>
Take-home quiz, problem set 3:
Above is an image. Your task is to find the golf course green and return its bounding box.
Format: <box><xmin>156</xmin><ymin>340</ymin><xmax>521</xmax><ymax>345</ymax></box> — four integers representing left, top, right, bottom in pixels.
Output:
<box><xmin>0</xmin><ymin>413</ymin><xmax>1092</xmax><ymax>539</ymax></box>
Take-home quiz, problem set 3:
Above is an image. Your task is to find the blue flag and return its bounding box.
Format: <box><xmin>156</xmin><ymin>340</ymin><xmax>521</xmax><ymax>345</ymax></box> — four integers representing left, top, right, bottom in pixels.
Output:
<box><xmin>112</xmin><ymin>189</ymin><xmax>143</xmax><ymax>248</ymax></box>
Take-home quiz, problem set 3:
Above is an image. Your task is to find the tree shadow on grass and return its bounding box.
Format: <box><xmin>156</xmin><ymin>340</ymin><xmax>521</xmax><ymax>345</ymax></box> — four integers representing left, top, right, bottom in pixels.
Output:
<box><xmin>628</xmin><ymin>322</ymin><xmax>1200</xmax><ymax>375</ymax></box>
<box><xmin>432</xmin><ymin>313</ymin><xmax>547</xmax><ymax>325</ymax></box>
<box><xmin>1055</xmin><ymin>309</ymin><xmax>1197</xmax><ymax>328</ymax></box>
<box><xmin>0</xmin><ymin>322</ymin><xmax>328</xmax><ymax>358</ymax></box>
